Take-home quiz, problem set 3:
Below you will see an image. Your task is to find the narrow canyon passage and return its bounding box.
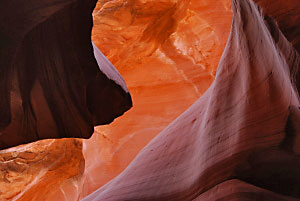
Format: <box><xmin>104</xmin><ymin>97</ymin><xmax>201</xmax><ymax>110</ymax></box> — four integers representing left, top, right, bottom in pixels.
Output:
<box><xmin>1</xmin><ymin>0</ymin><xmax>300</xmax><ymax>200</ymax></box>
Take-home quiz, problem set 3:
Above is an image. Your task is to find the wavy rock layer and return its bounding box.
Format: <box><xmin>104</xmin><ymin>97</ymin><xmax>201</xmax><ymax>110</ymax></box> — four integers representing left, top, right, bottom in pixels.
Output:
<box><xmin>0</xmin><ymin>0</ymin><xmax>131</xmax><ymax>150</ymax></box>
<box><xmin>82</xmin><ymin>0</ymin><xmax>232</xmax><ymax>197</ymax></box>
<box><xmin>253</xmin><ymin>0</ymin><xmax>300</xmax><ymax>53</ymax></box>
<box><xmin>0</xmin><ymin>0</ymin><xmax>232</xmax><ymax>199</ymax></box>
<box><xmin>0</xmin><ymin>139</ymin><xmax>84</xmax><ymax>201</ymax></box>
<box><xmin>82</xmin><ymin>0</ymin><xmax>300</xmax><ymax>200</ymax></box>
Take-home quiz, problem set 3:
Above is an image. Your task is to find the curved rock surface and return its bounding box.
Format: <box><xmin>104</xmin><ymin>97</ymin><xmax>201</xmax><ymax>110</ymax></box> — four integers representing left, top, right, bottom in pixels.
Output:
<box><xmin>82</xmin><ymin>0</ymin><xmax>232</xmax><ymax>197</ymax></box>
<box><xmin>0</xmin><ymin>0</ymin><xmax>132</xmax><ymax>150</ymax></box>
<box><xmin>0</xmin><ymin>0</ymin><xmax>233</xmax><ymax>199</ymax></box>
<box><xmin>82</xmin><ymin>0</ymin><xmax>300</xmax><ymax>200</ymax></box>
<box><xmin>2</xmin><ymin>0</ymin><xmax>300</xmax><ymax>200</ymax></box>
<box><xmin>253</xmin><ymin>0</ymin><xmax>300</xmax><ymax>53</ymax></box>
<box><xmin>0</xmin><ymin>139</ymin><xmax>84</xmax><ymax>201</ymax></box>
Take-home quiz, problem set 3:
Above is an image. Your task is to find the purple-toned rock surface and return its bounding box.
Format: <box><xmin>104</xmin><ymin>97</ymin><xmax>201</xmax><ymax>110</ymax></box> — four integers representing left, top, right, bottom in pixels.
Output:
<box><xmin>82</xmin><ymin>0</ymin><xmax>300</xmax><ymax>200</ymax></box>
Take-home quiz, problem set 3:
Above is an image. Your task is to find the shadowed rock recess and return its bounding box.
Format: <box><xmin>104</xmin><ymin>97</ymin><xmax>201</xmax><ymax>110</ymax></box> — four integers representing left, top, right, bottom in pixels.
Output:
<box><xmin>0</xmin><ymin>0</ymin><xmax>132</xmax><ymax>149</ymax></box>
<box><xmin>82</xmin><ymin>0</ymin><xmax>300</xmax><ymax>200</ymax></box>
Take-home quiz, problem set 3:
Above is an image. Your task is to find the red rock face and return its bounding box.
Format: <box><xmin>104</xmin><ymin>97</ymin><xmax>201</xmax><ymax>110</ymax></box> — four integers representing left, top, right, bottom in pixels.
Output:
<box><xmin>82</xmin><ymin>0</ymin><xmax>300</xmax><ymax>200</ymax></box>
<box><xmin>81</xmin><ymin>0</ymin><xmax>232</xmax><ymax>197</ymax></box>
<box><xmin>0</xmin><ymin>139</ymin><xmax>84</xmax><ymax>201</ymax></box>
<box><xmin>0</xmin><ymin>0</ymin><xmax>131</xmax><ymax>199</ymax></box>
<box><xmin>1</xmin><ymin>0</ymin><xmax>300</xmax><ymax>200</ymax></box>
<box><xmin>0</xmin><ymin>0</ymin><xmax>232</xmax><ymax>199</ymax></box>
<box><xmin>0</xmin><ymin>0</ymin><xmax>131</xmax><ymax>149</ymax></box>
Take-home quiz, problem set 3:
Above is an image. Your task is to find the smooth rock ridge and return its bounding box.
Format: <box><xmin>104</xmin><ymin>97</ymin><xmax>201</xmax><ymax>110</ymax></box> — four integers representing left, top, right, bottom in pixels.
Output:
<box><xmin>82</xmin><ymin>0</ymin><xmax>300</xmax><ymax>200</ymax></box>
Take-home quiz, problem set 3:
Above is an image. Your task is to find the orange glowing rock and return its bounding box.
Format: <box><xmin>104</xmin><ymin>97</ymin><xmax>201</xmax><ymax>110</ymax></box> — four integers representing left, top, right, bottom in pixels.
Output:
<box><xmin>81</xmin><ymin>0</ymin><xmax>232</xmax><ymax>197</ymax></box>
<box><xmin>0</xmin><ymin>0</ymin><xmax>232</xmax><ymax>199</ymax></box>
<box><xmin>0</xmin><ymin>139</ymin><xmax>84</xmax><ymax>201</ymax></box>
<box><xmin>3</xmin><ymin>0</ymin><xmax>300</xmax><ymax>200</ymax></box>
<box><xmin>0</xmin><ymin>0</ymin><xmax>131</xmax><ymax>200</ymax></box>
<box><xmin>82</xmin><ymin>0</ymin><xmax>300</xmax><ymax>200</ymax></box>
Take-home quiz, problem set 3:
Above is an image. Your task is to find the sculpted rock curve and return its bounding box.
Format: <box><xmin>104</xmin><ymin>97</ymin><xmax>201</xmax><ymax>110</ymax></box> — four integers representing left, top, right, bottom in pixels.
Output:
<box><xmin>82</xmin><ymin>0</ymin><xmax>232</xmax><ymax>197</ymax></box>
<box><xmin>0</xmin><ymin>0</ymin><xmax>132</xmax><ymax>150</ymax></box>
<box><xmin>82</xmin><ymin>0</ymin><xmax>300</xmax><ymax>200</ymax></box>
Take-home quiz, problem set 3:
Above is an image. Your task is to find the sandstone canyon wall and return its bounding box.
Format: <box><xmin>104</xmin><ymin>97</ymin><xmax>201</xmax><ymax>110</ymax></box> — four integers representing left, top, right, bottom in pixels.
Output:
<box><xmin>0</xmin><ymin>0</ymin><xmax>232</xmax><ymax>199</ymax></box>
<box><xmin>0</xmin><ymin>0</ymin><xmax>132</xmax><ymax>150</ymax></box>
<box><xmin>0</xmin><ymin>0</ymin><xmax>132</xmax><ymax>200</ymax></box>
<box><xmin>82</xmin><ymin>0</ymin><xmax>232</xmax><ymax>197</ymax></box>
<box><xmin>1</xmin><ymin>0</ymin><xmax>300</xmax><ymax>200</ymax></box>
<box><xmin>82</xmin><ymin>0</ymin><xmax>300</xmax><ymax>200</ymax></box>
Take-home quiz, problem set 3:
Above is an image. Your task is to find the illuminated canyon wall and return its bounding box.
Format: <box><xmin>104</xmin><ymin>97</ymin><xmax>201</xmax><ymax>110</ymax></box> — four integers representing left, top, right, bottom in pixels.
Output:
<box><xmin>1</xmin><ymin>0</ymin><xmax>300</xmax><ymax>200</ymax></box>
<box><xmin>0</xmin><ymin>0</ymin><xmax>132</xmax><ymax>200</ymax></box>
<box><xmin>82</xmin><ymin>0</ymin><xmax>232</xmax><ymax>197</ymax></box>
<box><xmin>83</xmin><ymin>0</ymin><xmax>300</xmax><ymax>200</ymax></box>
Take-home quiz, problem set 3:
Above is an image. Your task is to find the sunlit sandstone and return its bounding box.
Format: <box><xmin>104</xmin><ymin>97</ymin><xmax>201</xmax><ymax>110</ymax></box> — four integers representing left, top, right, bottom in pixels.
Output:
<box><xmin>2</xmin><ymin>0</ymin><xmax>300</xmax><ymax>200</ymax></box>
<box><xmin>81</xmin><ymin>0</ymin><xmax>232</xmax><ymax>197</ymax></box>
<box><xmin>0</xmin><ymin>139</ymin><xmax>84</xmax><ymax>201</ymax></box>
<box><xmin>0</xmin><ymin>0</ymin><xmax>232</xmax><ymax>199</ymax></box>
<box><xmin>0</xmin><ymin>0</ymin><xmax>131</xmax><ymax>200</ymax></box>
<box><xmin>83</xmin><ymin>0</ymin><xmax>300</xmax><ymax>200</ymax></box>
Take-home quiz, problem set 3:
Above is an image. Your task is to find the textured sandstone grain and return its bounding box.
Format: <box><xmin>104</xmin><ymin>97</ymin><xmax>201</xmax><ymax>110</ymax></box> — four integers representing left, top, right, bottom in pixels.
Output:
<box><xmin>82</xmin><ymin>0</ymin><xmax>300</xmax><ymax>200</ymax></box>
<box><xmin>81</xmin><ymin>0</ymin><xmax>232</xmax><ymax>197</ymax></box>
<box><xmin>0</xmin><ymin>0</ymin><xmax>131</xmax><ymax>200</ymax></box>
<box><xmin>0</xmin><ymin>139</ymin><xmax>84</xmax><ymax>201</ymax></box>
<box><xmin>2</xmin><ymin>0</ymin><xmax>300</xmax><ymax>200</ymax></box>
